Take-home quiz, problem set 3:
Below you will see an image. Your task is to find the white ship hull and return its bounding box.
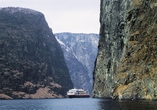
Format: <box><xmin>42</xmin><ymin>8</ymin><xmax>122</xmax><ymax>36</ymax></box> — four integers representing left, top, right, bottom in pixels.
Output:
<box><xmin>67</xmin><ymin>88</ymin><xmax>90</xmax><ymax>98</ymax></box>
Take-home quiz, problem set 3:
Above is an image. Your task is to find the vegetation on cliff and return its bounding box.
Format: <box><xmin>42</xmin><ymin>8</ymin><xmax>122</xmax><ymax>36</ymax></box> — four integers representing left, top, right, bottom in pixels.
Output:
<box><xmin>0</xmin><ymin>7</ymin><xmax>73</xmax><ymax>99</ymax></box>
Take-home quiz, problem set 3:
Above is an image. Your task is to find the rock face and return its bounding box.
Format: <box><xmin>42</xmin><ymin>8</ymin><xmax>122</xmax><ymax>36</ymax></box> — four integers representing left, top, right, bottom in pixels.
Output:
<box><xmin>55</xmin><ymin>32</ymin><xmax>99</xmax><ymax>94</ymax></box>
<box><xmin>0</xmin><ymin>7</ymin><xmax>73</xmax><ymax>99</ymax></box>
<box><xmin>93</xmin><ymin>0</ymin><xmax>157</xmax><ymax>100</ymax></box>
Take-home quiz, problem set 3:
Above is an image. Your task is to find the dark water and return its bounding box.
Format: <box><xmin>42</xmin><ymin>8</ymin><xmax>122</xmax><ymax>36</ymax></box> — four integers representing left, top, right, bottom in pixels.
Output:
<box><xmin>0</xmin><ymin>98</ymin><xmax>157</xmax><ymax>110</ymax></box>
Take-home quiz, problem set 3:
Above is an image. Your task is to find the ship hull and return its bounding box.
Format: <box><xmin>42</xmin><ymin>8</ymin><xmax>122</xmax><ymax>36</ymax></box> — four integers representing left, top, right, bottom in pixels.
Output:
<box><xmin>68</xmin><ymin>95</ymin><xmax>90</xmax><ymax>98</ymax></box>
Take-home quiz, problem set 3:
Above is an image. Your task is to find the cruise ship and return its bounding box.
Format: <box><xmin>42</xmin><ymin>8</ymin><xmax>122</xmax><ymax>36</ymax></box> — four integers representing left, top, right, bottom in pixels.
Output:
<box><xmin>67</xmin><ymin>88</ymin><xmax>90</xmax><ymax>98</ymax></box>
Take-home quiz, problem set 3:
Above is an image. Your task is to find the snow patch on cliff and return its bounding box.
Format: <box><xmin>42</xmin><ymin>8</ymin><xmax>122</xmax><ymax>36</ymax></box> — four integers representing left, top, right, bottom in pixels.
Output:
<box><xmin>0</xmin><ymin>7</ymin><xmax>42</xmax><ymax>15</ymax></box>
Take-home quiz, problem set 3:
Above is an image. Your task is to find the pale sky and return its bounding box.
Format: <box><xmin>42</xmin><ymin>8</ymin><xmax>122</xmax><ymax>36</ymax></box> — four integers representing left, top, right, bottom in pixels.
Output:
<box><xmin>0</xmin><ymin>0</ymin><xmax>100</xmax><ymax>34</ymax></box>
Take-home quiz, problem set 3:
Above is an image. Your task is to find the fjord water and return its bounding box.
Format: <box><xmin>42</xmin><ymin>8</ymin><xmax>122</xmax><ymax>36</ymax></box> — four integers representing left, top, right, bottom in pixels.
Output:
<box><xmin>0</xmin><ymin>98</ymin><xmax>157</xmax><ymax>110</ymax></box>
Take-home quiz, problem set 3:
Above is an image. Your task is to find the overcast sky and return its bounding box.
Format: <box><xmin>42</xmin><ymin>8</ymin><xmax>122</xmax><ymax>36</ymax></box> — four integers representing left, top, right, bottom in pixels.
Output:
<box><xmin>0</xmin><ymin>0</ymin><xmax>100</xmax><ymax>34</ymax></box>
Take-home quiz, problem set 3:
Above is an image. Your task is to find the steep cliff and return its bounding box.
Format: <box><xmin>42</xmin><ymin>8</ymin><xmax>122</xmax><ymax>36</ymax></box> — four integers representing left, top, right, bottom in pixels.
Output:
<box><xmin>56</xmin><ymin>37</ymin><xmax>91</xmax><ymax>94</ymax></box>
<box><xmin>0</xmin><ymin>7</ymin><xmax>73</xmax><ymax>99</ymax></box>
<box><xmin>55</xmin><ymin>32</ymin><xmax>99</xmax><ymax>94</ymax></box>
<box><xmin>93</xmin><ymin>0</ymin><xmax>157</xmax><ymax>100</ymax></box>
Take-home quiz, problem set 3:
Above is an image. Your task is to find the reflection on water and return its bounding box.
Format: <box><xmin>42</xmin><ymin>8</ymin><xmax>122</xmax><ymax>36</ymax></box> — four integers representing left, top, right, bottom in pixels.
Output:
<box><xmin>0</xmin><ymin>98</ymin><xmax>157</xmax><ymax>110</ymax></box>
<box><xmin>98</xmin><ymin>99</ymin><xmax>157</xmax><ymax>110</ymax></box>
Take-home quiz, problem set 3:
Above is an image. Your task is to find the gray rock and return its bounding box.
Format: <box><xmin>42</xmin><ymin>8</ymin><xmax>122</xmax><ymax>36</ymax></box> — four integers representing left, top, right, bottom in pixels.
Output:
<box><xmin>93</xmin><ymin>0</ymin><xmax>157</xmax><ymax>100</ymax></box>
<box><xmin>55</xmin><ymin>32</ymin><xmax>99</xmax><ymax>95</ymax></box>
